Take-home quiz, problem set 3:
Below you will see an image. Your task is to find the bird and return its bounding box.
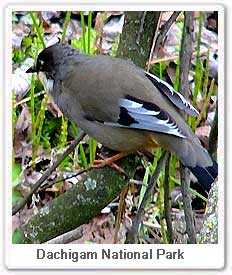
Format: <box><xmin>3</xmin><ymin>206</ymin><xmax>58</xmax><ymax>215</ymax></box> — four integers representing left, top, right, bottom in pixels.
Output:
<box><xmin>26</xmin><ymin>43</ymin><xmax>218</xmax><ymax>192</ymax></box>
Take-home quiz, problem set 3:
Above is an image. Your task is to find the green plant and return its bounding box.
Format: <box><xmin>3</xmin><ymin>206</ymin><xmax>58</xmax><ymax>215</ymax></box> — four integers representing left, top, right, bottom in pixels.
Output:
<box><xmin>12</xmin><ymin>162</ymin><xmax>23</xmax><ymax>206</ymax></box>
<box><xmin>61</xmin><ymin>11</ymin><xmax>71</xmax><ymax>44</ymax></box>
<box><xmin>71</xmin><ymin>11</ymin><xmax>97</xmax><ymax>166</ymax></box>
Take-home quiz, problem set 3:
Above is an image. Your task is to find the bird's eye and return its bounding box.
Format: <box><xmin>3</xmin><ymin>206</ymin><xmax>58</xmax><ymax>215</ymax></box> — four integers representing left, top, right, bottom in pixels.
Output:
<box><xmin>37</xmin><ymin>59</ymin><xmax>45</xmax><ymax>70</ymax></box>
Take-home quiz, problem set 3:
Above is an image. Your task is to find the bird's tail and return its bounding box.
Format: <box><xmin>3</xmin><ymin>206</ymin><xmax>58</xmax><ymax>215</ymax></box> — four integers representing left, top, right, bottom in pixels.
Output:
<box><xmin>148</xmin><ymin>133</ymin><xmax>218</xmax><ymax>192</ymax></box>
<box><xmin>188</xmin><ymin>160</ymin><xmax>218</xmax><ymax>192</ymax></box>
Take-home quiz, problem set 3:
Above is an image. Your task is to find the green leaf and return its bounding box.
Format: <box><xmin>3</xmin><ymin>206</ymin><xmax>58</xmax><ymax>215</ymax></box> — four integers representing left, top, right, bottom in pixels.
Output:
<box><xmin>12</xmin><ymin>229</ymin><xmax>24</xmax><ymax>244</ymax></box>
<box><xmin>12</xmin><ymin>163</ymin><xmax>23</xmax><ymax>205</ymax></box>
<box><xmin>88</xmin><ymin>138</ymin><xmax>97</xmax><ymax>165</ymax></box>
<box><xmin>12</xmin><ymin>188</ymin><xmax>23</xmax><ymax>206</ymax></box>
<box><xmin>71</xmin><ymin>29</ymin><xmax>96</xmax><ymax>55</ymax></box>
<box><xmin>22</xmin><ymin>36</ymin><xmax>33</xmax><ymax>48</ymax></box>
<box><xmin>79</xmin><ymin>144</ymin><xmax>88</xmax><ymax>169</ymax></box>
<box><xmin>12</xmin><ymin>162</ymin><xmax>21</xmax><ymax>187</ymax></box>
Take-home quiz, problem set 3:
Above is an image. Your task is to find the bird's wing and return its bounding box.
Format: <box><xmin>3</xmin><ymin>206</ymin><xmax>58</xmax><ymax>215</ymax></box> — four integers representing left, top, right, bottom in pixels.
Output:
<box><xmin>103</xmin><ymin>95</ymin><xmax>187</xmax><ymax>138</ymax></box>
<box><xmin>144</xmin><ymin>71</ymin><xmax>199</xmax><ymax>117</ymax></box>
<box><xmin>61</xmin><ymin>56</ymin><xmax>194</xmax><ymax>139</ymax></box>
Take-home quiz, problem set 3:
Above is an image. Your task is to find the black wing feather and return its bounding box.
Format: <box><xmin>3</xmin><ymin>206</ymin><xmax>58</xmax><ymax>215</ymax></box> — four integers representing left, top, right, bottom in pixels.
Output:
<box><xmin>145</xmin><ymin>72</ymin><xmax>199</xmax><ymax>117</ymax></box>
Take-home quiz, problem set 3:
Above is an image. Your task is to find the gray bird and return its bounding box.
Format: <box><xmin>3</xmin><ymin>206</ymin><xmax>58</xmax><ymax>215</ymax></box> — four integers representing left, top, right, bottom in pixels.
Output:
<box><xmin>27</xmin><ymin>43</ymin><xmax>217</xmax><ymax>192</ymax></box>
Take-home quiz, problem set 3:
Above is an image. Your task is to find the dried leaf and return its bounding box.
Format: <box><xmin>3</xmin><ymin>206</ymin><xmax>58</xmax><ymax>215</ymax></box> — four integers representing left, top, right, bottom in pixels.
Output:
<box><xmin>14</xmin><ymin>105</ymin><xmax>32</xmax><ymax>158</ymax></box>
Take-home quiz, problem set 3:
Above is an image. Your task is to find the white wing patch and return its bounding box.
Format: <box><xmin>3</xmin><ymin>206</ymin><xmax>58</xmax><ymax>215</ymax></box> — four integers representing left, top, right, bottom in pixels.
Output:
<box><xmin>145</xmin><ymin>71</ymin><xmax>199</xmax><ymax>117</ymax></box>
<box><xmin>127</xmin><ymin>113</ymin><xmax>186</xmax><ymax>138</ymax></box>
<box><xmin>104</xmin><ymin>97</ymin><xmax>186</xmax><ymax>138</ymax></box>
<box><xmin>119</xmin><ymin>98</ymin><xmax>160</xmax><ymax>116</ymax></box>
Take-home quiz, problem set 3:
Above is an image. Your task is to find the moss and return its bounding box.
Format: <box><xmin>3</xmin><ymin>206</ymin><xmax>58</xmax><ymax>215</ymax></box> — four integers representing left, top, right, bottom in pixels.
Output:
<box><xmin>117</xmin><ymin>12</ymin><xmax>160</xmax><ymax>68</ymax></box>
<box><xmin>18</xmin><ymin>155</ymin><xmax>139</xmax><ymax>243</ymax></box>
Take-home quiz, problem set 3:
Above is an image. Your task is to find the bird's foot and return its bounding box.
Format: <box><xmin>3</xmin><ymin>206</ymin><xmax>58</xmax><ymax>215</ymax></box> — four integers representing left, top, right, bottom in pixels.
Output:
<box><xmin>92</xmin><ymin>152</ymin><xmax>128</xmax><ymax>174</ymax></box>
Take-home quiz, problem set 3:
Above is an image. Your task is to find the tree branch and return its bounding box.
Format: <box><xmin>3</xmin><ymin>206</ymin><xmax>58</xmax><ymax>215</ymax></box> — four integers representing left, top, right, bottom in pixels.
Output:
<box><xmin>178</xmin><ymin>11</ymin><xmax>196</xmax><ymax>243</ymax></box>
<box><xmin>208</xmin><ymin>102</ymin><xmax>218</xmax><ymax>159</ymax></box>
<box><xmin>12</xmin><ymin>132</ymin><xmax>86</xmax><ymax>215</ymax></box>
<box><xmin>45</xmin><ymin>226</ymin><xmax>83</xmax><ymax>244</ymax></box>
<box><xmin>154</xmin><ymin>11</ymin><xmax>181</xmax><ymax>56</ymax></box>
<box><xmin>163</xmin><ymin>153</ymin><xmax>174</xmax><ymax>243</ymax></box>
<box><xmin>117</xmin><ymin>11</ymin><xmax>160</xmax><ymax>68</ymax></box>
<box><xmin>13</xmin><ymin>155</ymin><xmax>139</xmax><ymax>243</ymax></box>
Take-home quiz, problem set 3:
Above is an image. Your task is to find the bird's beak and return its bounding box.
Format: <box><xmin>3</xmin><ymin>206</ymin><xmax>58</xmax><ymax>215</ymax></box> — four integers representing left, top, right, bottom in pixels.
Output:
<box><xmin>26</xmin><ymin>66</ymin><xmax>37</xmax><ymax>73</ymax></box>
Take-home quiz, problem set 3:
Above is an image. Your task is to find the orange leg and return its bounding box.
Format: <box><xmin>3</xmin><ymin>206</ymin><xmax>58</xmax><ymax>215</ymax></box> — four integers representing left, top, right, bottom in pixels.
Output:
<box><xmin>92</xmin><ymin>151</ymin><xmax>129</xmax><ymax>172</ymax></box>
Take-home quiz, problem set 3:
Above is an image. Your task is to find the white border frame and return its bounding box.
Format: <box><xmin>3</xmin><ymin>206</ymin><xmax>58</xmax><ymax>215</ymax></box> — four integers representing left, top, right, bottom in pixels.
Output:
<box><xmin>3</xmin><ymin>3</ymin><xmax>225</xmax><ymax>270</ymax></box>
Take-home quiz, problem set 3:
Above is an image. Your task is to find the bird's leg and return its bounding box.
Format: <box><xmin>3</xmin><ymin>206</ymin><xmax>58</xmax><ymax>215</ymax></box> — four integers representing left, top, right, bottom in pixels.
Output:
<box><xmin>93</xmin><ymin>151</ymin><xmax>129</xmax><ymax>166</ymax></box>
<box><xmin>92</xmin><ymin>151</ymin><xmax>129</xmax><ymax>173</ymax></box>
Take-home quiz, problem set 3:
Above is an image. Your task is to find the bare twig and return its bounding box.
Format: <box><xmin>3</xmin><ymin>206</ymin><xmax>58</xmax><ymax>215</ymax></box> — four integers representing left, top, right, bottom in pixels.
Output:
<box><xmin>154</xmin><ymin>11</ymin><xmax>181</xmax><ymax>56</ymax></box>
<box><xmin>163</xmin><ymin>153</ymin><xmax>174</xmax><ymax>243</ymax></box>
<box><xmin>44</xmin><ymin>226</ymin><xmax>83</xmax><ymax>244</ymax></box>
<box><xmin>126</xmin><ymin>151</ymin><xmax>168</xmax><ymax>243</ymax></box>
<box><xmin>147</xmin><ymin>50</ymin><xmax>208</xmax><ymax>65</ymax></box>
<box><xmin>14</xmin><ymin>91</ymin><xmax>45</xmax><ymax>107</ymax></box>
<box><xmin>114</xmin><ymin>185</ymin><xmax>129</xmax><ymax>243</ymax></box>
<box><xmin>12</xmin><ymin>132</ymin><xmax>86</xmax><ymax>215</ymax></box>
<box><xmin>208</xmin><ymin>101</ymin><xmax>218</xmax><ymax>159</ymax></box>
<box><xmin>129</xmin><ymin>179</ymin><xmax>146</xmax><ymax>187</ymax></box>
<box><xmin>179</xmin><ymin>13</ymin><xmax>194</xmax><ymax>98</ymax></box>
<box><xmin>146</xmin><ymin>12</ymin><xmax>162</xmax><ymax>72</ymax></box>
<box><xmin>180</xmin><ymin>163</ymin><xmax>196</xmax><ymax>243</ymax></box>
<box><xmin>178</xmin><ymin>11</ymin><xmax>196</xmax><ymax>243</ymax></box>
<box><xmin>193</xmin><ymin>79</ymin><xmax>215</xmax><ymax>129</ymax></box>
<box><xmin>40</xmin><ymin>168</ymin><xmax>88</xmax><ymax>191</ymax></box>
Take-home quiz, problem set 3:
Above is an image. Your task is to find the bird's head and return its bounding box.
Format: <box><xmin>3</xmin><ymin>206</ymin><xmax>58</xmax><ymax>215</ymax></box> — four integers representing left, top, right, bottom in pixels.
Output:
<box><xmin>26</xmin><ymin>45</ymin><xmax>57</xmax><ymax>75</ymax></box>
